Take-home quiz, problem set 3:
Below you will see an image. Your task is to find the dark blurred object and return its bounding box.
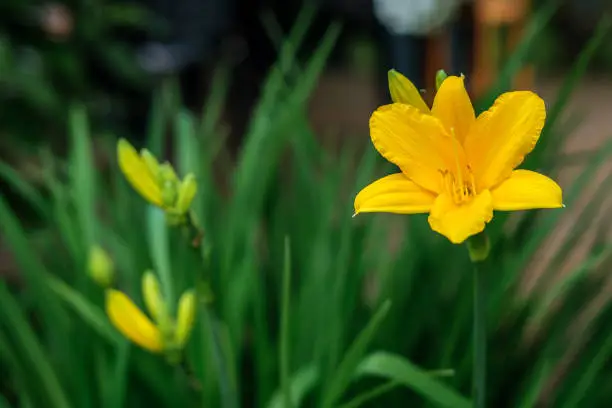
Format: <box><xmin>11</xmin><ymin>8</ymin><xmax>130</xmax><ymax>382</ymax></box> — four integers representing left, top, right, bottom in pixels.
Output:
<box><xmin>0</xmin><ymin>0</ymin><xmax>155</xmax><ymax>156</ymax></box>
<box><xmin>561</xmin><ymin>0</ymin><xmax>612</xmax><ymax>34</ymax></box>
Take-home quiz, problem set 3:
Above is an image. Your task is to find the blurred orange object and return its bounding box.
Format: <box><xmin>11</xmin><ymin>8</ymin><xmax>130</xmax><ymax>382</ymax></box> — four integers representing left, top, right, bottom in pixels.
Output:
<box><xmin>476</xmin><ymin>0</ymin><xmax>528</xmax><ymax>25</ymax></box>
<box><xmin>472</xmin><ymin>0</ymin><xmax>532</xmax><ymax>98</ymax></box>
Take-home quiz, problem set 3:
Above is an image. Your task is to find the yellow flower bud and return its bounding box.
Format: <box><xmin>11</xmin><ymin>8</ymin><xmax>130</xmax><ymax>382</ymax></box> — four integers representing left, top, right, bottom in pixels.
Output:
<box><xmin>175</xmin><ymin>290</ymin><xmax>197</xmax><ymax>349</ymax></box>
<box><xmin>140</xmin><ymin>149</ymin><xmax>160</xmax><ymax>179</ymax></box>
<box><xmin>158</xmin><ymin>163</ymin><xmax>180</xmax><ymax>208</ymax></box>
<box><xmin>161</xmin><ymin>180</ymin><xmax>178</xmax><ymax>208</ymax></box>
<box><xmin>175</xmin><ymin>173</ymin><xmax>197</xmax><ymax>215</ymax></box>
<box><xmin>106</xmin><ymin>289</ymin><xmax>163</xmax><ymax>353</ymax></box>
<box><xmin>387</xmin><ymin>69</ymin><xmax>430</xmax><ymax>113</ymax></box>
<box><xmin>88</xmin><ymin>245</ymin><xmax>114</xmax><ymax>287</ymax></box>
<box><xmin>142</xmin><ymin>271</ymin><xmax>165</xmax><ymax>323</ymax></box>
<box><xmin>159</xmin><ymin>163</ymin><xmax>179</xmax><ymax>185</ymax></box>
<box><xmin>117</xmin><ymin>139</ymin><xmax>163</xmax><ymax>207</ymax></box>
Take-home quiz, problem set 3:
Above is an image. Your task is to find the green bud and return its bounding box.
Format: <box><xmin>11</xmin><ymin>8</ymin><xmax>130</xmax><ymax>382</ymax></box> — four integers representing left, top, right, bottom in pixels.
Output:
<box><xmin>88</xmin><ymin>245</ymin><xmax>114</xmax><ymax>288</ymax></box>
<box><xmin>435</xmin><ymin>69</ymin><xmax>448</xmax><ymax>91</ymax></box>
<box><xmin>387</xmin><ymin>69</ymin><xmax>430</xmax><ymax>113</ymax></box>
<box><xmin>175</xmin><ymin>173</ymin><xmax>197</xmax><ymax>215</ymax></box>
<box><xmin>467</xmin><ymin>232</ymin><xmax>490</xmax><ymax>263</ymax></box>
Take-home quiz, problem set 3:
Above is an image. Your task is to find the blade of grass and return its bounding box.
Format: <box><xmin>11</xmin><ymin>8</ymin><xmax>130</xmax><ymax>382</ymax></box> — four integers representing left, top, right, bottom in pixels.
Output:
<box><xmin>46</xmin><ymin>274</ymin><xmax>122</xmax><ymax>345</ymax></box>
<box><xmin>0</xmin><ymin>282</ymin><xmax>72</xmax><ymax>408</ymax></box>
<box><xmin>267</xmin><ymin>365</ymin><xmax>320</xmax><ymax>408</ymax></box>
<box><xmin>355</xmin><ymin>352</ymin><xmax>471</xmax><ymax>408</ymax></box>
<box><xmin>68</xmin><ymin>103</ymin><xmax>96</xmax><ymax>250</ymax></box>
<box><xmin>321</xmin><ymin>299</ymin><xmax>391</xmax><ymax>408</ymax></box>
<box><xmin>0</xmin><ymin>195</ymin><xmax>66</xmax><ymax>329</ymax></box>
<box><xmin>516</xmin><ymin>360</ymin><xmax>553</xmax><ymax>408</ymax></box>
<box><xmin>280</xmin><ymin>237</ymin><xmax>293</xmax><ymax>408</ymax></box>
<box><xmin>0</xmin><ymin>161</ymin><xmax>48</xmax><ymax>218</ymax></box>
<box><xmin>106</xmin><ymin>341</ymin><xmax>131</xmax><ymax>408</ymax></box>
<box><xmin>337</xmin><ymin>380</ymin><xmax>401</xmax><ymax>408</ymax></box>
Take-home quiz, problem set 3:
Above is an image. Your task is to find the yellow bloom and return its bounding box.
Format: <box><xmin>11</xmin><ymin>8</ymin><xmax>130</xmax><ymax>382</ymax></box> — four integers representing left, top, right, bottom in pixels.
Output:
<box><xmin>355</xmin><ymin>72</ymin><xmax>563</xmax><ymax>244</ymax></box>
<box><xmin>105</xmin><ymin>274</ymin><xmax>197</xmax><ymax>356</ymax></box>
<box><xmin>117</xmin><ymin>139</ymin><xmax>197</xmax><ymax>222</ymax></box>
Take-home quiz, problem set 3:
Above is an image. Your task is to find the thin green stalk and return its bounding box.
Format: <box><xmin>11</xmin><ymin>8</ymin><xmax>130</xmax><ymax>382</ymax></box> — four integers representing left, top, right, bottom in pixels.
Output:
<box><xmin>184</xmin><ymin>215</ymin><xmax>237</xmax><ymax>408</ymax></box>
<box><xmin>204</xmin><ymin>306</ymin><xmax>238</xmax><ymax>408</ymax></box>
<box><xmin>280</xmin><ymin>237</ymin><xmax>292</xmax><ymax>408</ymax></box>
<box><xmin>472</xmin><ymin>262</ymin><xmax>486</xmax><ymax>408</ymax></box>
<box><xmin>467</xmin><ymin>233</ymin><xmax>488</xmax><ymax>408</ymax></box>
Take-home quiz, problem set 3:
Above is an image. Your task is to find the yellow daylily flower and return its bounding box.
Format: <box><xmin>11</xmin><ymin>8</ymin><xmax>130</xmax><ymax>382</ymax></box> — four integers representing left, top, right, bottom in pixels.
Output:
<box><xmin>117</xmin><ymin>139</ymin><xmax>197</xmax><ymax>223</ymax></box>
<box><xmin>105</xmin><ymin>272</ymin><xmax>197</xmax><ymax>357</ymax></box>
<box><xmin>355</xmin><ymin>72</ymin><xmax>563</xmax><ymax>244</ymax></box>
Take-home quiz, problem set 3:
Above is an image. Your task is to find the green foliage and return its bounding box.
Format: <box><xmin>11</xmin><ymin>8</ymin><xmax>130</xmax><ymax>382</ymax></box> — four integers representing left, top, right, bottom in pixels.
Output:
<box><xmin>2</xmin><ymin>3</ymin><xmax>612</xmax><ymax>408</ymax></box>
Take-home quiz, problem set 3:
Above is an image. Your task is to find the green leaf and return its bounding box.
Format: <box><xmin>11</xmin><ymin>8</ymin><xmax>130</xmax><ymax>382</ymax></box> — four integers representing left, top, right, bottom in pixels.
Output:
<box><xmin>69</xmin><ymin>103</ymin><xmax>97</xmax><ymax>250</ymax></box>
<box><xmin>0</xmin><ymin>282</ymin><xmax>72</xmax><ymax>408</ymax></box>
<box><xmin>355</xmin><ymin>352</ymin><xmax>471</xmax><ymax>408</ymax></box>
<box><xmin>267</xmin><ymin>365</ymin><xmax>320</xmax><ymax>408</ymax></box>
<box><xmin>279</xmin><ymin>237</ymin><xmax>293</xmax><ymax>408</ymax></box>
<box><xmin>0</xmin><ymin>160</ymin><xmax>48</xmax><ymax>218</ymax></box>
<box><xmin>47</xmin><ymin>275</ymin><xmax>122</xmax><ymax>346</ymax></box>
<box><xmin>322</xmin><ymin>300</ymin><xmax>391</xmax><ymax>408</ymax></box>
<box><xmin>338</xmin><ymin>380</ymin><xmax>401</xmax><ymax>408</ymax></box>
<box><xmin>0</xmin><ymin>195</ymin><xmax>66</xmax><ymax>328</ymax></box>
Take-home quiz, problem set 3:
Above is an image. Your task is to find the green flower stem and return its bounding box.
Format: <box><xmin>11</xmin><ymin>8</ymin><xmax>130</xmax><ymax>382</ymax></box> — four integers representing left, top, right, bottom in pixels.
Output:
<box><xmin>472</xmin><ymin>260</ymin><xmax>486</xmax><ymax>408</ymax></box>
<box><xmin>184</xmin><ymin>213</ymin><xmax>236</xmax><ymax>408</ymax></box>
<box><xmin>467</xmin><ymin>232</ymin><xmax>489</xmax><ymax>408</ymax></box>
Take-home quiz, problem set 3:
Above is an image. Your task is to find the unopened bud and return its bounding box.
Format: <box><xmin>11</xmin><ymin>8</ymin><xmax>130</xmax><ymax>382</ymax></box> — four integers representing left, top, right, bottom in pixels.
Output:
<box><xmin>175</xmin><ymin>173</ymin><xmax>197</xmax><ymax>215</ymax></box>
<box><xmin>175</xmin><ymin>290</ymin><xmax>196</xmax><ymax>349</ymax></box>
<box><xmin>142</xmin><ymin>271</ymin><xmax>166</xmax><ymax>323</ymax></box>
<box><xmin>387</xmin><ymin>69</ymin><xmax>430</xmax><ymax>113</ymax></box>
<box><xmin>88</xmin><ymin>245</ymin><xmax>114</xmax><ymax>287</ymax></box>
<box><xmin>435</xmin><ymin>69</ymin><xmax>448</xmax><ymax>91</ymax></box>
<box><xmin>140</xmin><ymin>149</ymin><xmax>160</xmax><ymax>178</ymax></box>
<box><xmin>467</xmin><ymin>232</ymin><xmax>490</xmax><ymax>262</ymax></box>
<box><xmin>159</xmin><ymin>163</ymin><xmax>179</xmax><ymax>184</ymax></box>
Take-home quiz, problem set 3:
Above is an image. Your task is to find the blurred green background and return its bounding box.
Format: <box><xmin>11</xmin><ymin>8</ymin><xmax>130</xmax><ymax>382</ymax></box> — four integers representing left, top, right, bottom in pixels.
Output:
<box><xmin>2</xmin><ymin>0</ymin><xmax>612</xmax><ymax>407</ymax></box>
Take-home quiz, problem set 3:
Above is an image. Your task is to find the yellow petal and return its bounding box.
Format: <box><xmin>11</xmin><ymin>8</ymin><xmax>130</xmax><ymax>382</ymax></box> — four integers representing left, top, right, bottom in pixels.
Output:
<box><xmin>117</xmin><ymin>139</ymin><xmax>164</xmax><ymax>207</ymax></box>
<box><xmin>387</xmin><ymin>69</ymin><xmax>430</xmax><ymax>113</ymax></box>
<box><xmin>106</xmin><ymin>289</ymin><xmax>163</xmax><ymax>353</ymax></box>
<box><xmin>354</xmin><ymin>173</ymin><xmax>436</xmax><ymax>215</ymax></box>
<box><xmin>431</xmin><ymin>75</ymin><xmax>475</xmax><ymax>144</ymax></box>
<box><xmin>491</xmin><ymin>169</ymin><xmax>563</xmax><ymax>211</ymax></box>
<box><xmin>370</xmin><ymin>103</ymin><xmax>456</xmax><ymax>193</ymax></box>
<box><xmin>175</xmin><ymin>290</ymin><xmax>197</xmax><ymax>349</ymax></box>
<box><xmin>428</xmin><ymin>190</ymin><xmax>493</xmax><ymax>244</ymax></box>
<box><xmin>463</xmin><ymin>91</ymin><xmax>546</xmax><ymax>190</ymax></box>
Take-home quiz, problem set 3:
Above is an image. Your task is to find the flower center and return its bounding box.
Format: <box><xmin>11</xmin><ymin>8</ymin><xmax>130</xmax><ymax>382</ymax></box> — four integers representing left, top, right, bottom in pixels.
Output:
<box><xmin>440</xmin><ymin>167</ymin><xmax>477</xmax><ymax>205</ymax></box>
<box><xmin>440</xmin><ymin>127</ymin><xmax>477</xmax><ymax>205</ymax></box>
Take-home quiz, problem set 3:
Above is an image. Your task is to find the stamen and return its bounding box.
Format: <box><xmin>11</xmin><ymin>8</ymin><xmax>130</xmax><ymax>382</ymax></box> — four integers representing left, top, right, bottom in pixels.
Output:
<box><xmin>449</xmin><ymin>128</ymin><xmax>464</xmax><ymax>195</ymax></box>
<box><xmin>469</xmin><ymin>170</ymin><xmax>477</xmax><ymax>196</ymax></box>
